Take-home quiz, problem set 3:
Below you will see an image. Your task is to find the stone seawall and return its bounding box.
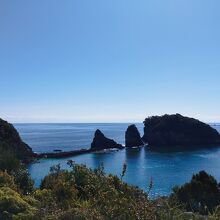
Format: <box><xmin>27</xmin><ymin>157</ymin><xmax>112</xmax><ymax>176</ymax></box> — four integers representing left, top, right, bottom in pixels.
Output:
<box><xmin>36</xmin><ymin>149</ymin><xmax>92</xmax><ymax>159</ymax></box>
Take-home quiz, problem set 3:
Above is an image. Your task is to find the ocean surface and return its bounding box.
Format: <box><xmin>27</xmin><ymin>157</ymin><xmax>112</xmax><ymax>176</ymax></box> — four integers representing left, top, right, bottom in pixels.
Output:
<box><xmin>14</xmin><ymin>123</ymin><xmax>220</xmax><ymax>197</ymax></box>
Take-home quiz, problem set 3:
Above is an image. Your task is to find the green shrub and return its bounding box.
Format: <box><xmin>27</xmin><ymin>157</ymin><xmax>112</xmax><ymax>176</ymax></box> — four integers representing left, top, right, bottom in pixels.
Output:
<box><xmin>0</xmin><ymin>187</ymin><xmax>37</xmax><ymax>220</ymax></box>
<box><xmin>39</xmin><ymin>163</ymin><xmax>155</xmax><ymax>219</ymax></box>
<box><xmin>13</xmin><ymin>165</ymin><xmax>34</xmax><ymax>195</ymax></box>
<box><xmin>49</xmin><ymin>207</ymin><xmax>103</xmax><ymax>220</ymax></box>
<box><xmin>0</xmin><ymin>145</ymin><xmax>34</xmax><ymax>195</ymax></box>
<box><xmin>170</xmin><ymin>170</ymin><xmax>220</xmax><ymax>214</ymax></box>
<box><xmin>40</xmin><ymin>165</ymin><xmax>77</xmax><ymax>210</ymax></box>
<box><xmin>0</xmin><ymin>145</ymin><xmax>20</xmax><ymax>174</ymax></box>
<box><xmin>0</xmin><ymin>171</ymin><xmax>17</xmax><ymax>191</ymax></box>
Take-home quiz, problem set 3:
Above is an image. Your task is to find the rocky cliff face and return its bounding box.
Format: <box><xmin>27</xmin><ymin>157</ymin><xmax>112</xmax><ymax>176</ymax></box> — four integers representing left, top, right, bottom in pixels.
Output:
<box><xmin>0</xmin><ymin>118</ymin><xmax>34</xmax><ymax>160</ymax></box>
<box><xmin>142</xmin><ymin>114</ymin><xmax>220</xmax><ymax>149</ymax></box>
<box><xmin>125</xmin><ymin>124</ymin><xmax>143</xmax><ymax>147</ymax></box>
<box><xmin>91</xmin><ymin>129</ymin><xmax>123</xmax><ymax>150</ymax></box>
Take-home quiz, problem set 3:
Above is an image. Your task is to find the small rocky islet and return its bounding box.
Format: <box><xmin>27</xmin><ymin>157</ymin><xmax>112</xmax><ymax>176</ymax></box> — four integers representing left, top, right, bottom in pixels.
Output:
<box><xmin>91</xmin><ymin>129</ymin><xmax>124</xmax><ymax>150</ymax></box>
<box><xmin>0</xmin><ymin>114</ymin><xmax>220</xmax><ymax>161</ymax></box>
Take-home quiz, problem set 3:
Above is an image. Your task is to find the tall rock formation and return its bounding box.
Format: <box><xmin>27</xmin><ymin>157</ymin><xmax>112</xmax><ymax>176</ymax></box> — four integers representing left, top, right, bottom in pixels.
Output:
<box><xmin>125</xmin><ymin>124</ymin><xmax>143</xmax><ymax>147</ymax></box>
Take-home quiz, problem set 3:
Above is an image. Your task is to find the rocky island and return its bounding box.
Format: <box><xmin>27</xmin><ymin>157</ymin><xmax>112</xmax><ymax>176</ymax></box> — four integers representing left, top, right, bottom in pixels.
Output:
<box><xmin>91</xmin><ymin>129</ymin><xmax>124</xmax><ymax>150</ymax></box>
<box><xmin>142</xmin><ymin>114</ymin><xmax>220</xmax><ymax>150</ymax></box>
<box><xmin>125</xmin><ymin>124</ymin><xmax>143</xmax><ymax>147</ymax></box>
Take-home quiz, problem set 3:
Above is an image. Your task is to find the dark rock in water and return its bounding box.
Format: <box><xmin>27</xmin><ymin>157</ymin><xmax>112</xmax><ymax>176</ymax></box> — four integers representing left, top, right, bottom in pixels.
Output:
<box><xmin>0</xmin><ymin>118</ymin><xmax>34</xmax><ymax>160</ymax></box>
<box><xmin>91</xmin><ymin>129</ymin><xmax>123</xmax><ymax>150</ymax></box>
<box><xmin>125</xmin><ymin>124</ymin><xmax>143</xmax><ymax>147</ymax></box>
<box><xmin>142</xmin><ymin>114</ymin><xmax>220</xmax><ymax>149</ymax></box>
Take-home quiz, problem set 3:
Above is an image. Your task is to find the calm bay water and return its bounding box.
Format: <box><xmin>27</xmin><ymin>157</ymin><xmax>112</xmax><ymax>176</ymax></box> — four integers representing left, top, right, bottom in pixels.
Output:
<box><xmin>14</xmin><ymin>123</ymin><xmax>220</xmax><ymax>197</ymax></box>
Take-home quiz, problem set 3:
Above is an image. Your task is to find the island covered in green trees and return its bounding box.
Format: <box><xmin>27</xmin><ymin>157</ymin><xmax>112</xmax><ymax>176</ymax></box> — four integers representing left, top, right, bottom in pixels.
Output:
<box><xmin>1</xmin><ymin>114</ymin><xmax>220</xmax><ymax>219</ymax></box>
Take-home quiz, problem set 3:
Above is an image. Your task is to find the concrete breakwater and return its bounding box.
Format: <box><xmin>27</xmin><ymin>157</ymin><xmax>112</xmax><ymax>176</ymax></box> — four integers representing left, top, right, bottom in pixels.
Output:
<box><xmin>36</xmin><ymin>148</ymin><xmax>93</xmax><ymax>159</ymax></box>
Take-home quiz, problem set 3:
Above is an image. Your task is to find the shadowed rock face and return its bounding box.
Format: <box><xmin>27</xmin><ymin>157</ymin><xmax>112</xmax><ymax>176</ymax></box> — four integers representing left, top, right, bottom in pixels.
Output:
<box><xmin>125</xmin><ymin>124</ymin><xmax>143</xmax><ymax>147</ymax></box>
<box><xmin>142</xmin><ymin>114</ymin><xmax>220</xmax><ymax>149</ymax></box>
<box><xmin>0</xmin><ymin>118</ymin><xmax>34</xmax><ymax>159</ymax></box>
<box><xmin>91</xmin><ymin>129</ymin><xmax>123</xmax><ymax>150</ymax></box>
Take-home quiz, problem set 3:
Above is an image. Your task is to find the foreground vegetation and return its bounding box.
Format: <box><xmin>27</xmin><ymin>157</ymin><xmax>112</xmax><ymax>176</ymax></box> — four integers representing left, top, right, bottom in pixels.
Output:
<box><xmin>1</xmin><ymin>146</ymin><xmax>220</xmax><ymax>219</ymax></box>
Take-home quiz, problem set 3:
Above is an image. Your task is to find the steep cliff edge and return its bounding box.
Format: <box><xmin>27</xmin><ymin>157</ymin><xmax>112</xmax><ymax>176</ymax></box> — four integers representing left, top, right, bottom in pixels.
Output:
<box><xmin>0</xmin><ymin>118</ymin><xmax>34</xmax><ymax>160</ymax></box>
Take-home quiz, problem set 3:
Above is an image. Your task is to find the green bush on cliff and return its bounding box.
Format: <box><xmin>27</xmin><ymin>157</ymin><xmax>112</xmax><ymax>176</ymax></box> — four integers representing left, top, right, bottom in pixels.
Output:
<box><xmin>13</xmin><ymin>166</ymin><xmax>34</xmax><ymax>195</ymax></box>
<box><xmin>170</xmin><ymin>171</ymin><xmax>220</xmax><ymax>215</ymax></box>
<box><xmin>0</xmin><ymin>187</ymin><xmax>37</xmax><ymax>220</ymax></box>
<box><xmin>0</xmin><ymin>144</ymin><xmax>20</xmax><ymax>174</ymax></box>
<box><xmin>0</xmin><ymin>145</ymin><xmax>34</xmax><ymax>196</ymax></box>
<box><xmin>1</xmin><ymin>154</ymin><xmax>220</xmax><ymax>219</ymax></box>
<box><xmin>0</xmin><ymin>171</ymin><xmax>17</xmax><ymax>192</ymax></box>
<box><xmin>38</xmin><ymin>162</ymin><xmax>155</xmax><ymax>219</ymax></box>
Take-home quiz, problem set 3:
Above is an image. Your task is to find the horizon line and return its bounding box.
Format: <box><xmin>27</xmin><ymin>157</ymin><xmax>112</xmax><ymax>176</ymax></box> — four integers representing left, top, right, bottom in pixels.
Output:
<box><xmin>12</xmin><ymin>121</ymin><xmax>220</xmax><ymax>124</ymax></box>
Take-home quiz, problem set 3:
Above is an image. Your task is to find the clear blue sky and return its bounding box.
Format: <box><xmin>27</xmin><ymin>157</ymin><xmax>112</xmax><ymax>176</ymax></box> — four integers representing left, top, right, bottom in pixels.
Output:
<box><xmin>0</xmin><ymin>0</ymin><xmax>220</xmax><ymax>123</ymax></box>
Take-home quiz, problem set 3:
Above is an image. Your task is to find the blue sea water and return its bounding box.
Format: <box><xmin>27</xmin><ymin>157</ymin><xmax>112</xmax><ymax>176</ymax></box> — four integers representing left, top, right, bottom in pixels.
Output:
<box><xmin>14</xmin><ymin>123</ymin><xmax>220</xmax><ymax>197</ymax></box>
